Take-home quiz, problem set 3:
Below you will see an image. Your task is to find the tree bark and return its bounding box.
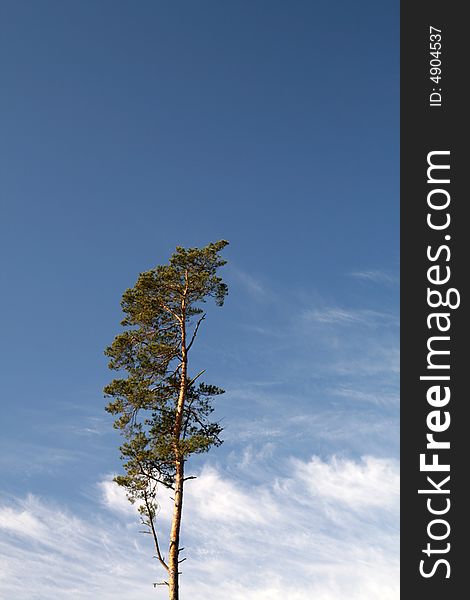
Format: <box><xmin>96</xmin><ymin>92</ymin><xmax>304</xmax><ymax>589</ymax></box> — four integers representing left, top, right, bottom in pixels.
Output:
<box><xmin>168</xmin><ymin>291</ymin><xmax>187</xmax><ymax>599</ymax></box>
<box><xmin>168</xmin><ymin>458</ymin><xmax>184</xmax><ymax>599</ymax></box>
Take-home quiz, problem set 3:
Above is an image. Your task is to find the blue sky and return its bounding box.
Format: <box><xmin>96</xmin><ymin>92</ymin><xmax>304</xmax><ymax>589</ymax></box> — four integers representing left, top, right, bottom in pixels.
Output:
<box><xmin>0</xmin><ymin>2</ymin><xmax>399</xmax><ymax>598</ymax></box>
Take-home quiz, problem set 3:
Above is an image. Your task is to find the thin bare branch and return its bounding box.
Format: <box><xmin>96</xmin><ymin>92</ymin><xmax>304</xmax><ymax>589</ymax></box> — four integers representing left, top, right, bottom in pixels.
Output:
<box><xmin>137</xmin><ymin>461</ymin><xmax>174</xmax><ymax>490</ymax></box>
<box><xmin>186</xmin><ymin>314</ymin><xmax>205</xmax><ymax>352</ymax></box>
<box><xmin>143</xmin><ymin>491</ymin><xmax>169</xmax><ymax>572</ymax></box>
<box><xmin>167</xmin><ymin>362</ymin><xmax>183</xmax><ymax>380</ymax></box>
<box><xmin>186</xmin><ymin>369</ymin><xmax>206</xmax><ymax>388</ymax></box>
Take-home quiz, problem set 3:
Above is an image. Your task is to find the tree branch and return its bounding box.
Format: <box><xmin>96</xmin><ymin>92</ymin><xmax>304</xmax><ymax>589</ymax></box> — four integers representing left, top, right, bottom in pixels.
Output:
<box><xmin>137</xmin><ymin>463</ymin><xmax>174</xmax><ymax>491</ymax></box>
<box><xmin>186</xmin><ymin>314</ymin><xmax>205</xmax><ymax>352</ymax></box>
<box><xmin>143</xmin><ymin>490</ymin><xmax>169</xmax><ymax>572</ymax></box>
<box><xmin>186</xmin><ymin>369</ymin><xmax>206</xmax><ymax>388</ymax></box>
<box><xmin>181</xmin><ymin>395</ymin><xmax>197</xmax><ymax>441</ymax></box>
<box><xmin>158</xmin><ymin>299</ymin><xmax>182</xmax><ymax>323</ymax></box>
<box><xmin>183</xmin><ymin>405</ymin><xmax>221</xmax><ymax>443</ymax></box>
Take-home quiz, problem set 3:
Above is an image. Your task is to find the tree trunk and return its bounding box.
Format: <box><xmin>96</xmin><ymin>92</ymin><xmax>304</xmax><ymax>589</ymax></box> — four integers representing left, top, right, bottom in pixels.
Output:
<box><xmin>169</xmin><ymin>293</ymin><xmax>187</xmax><ymax>599</ymax></box>
<box><xmin>168</xmin><ymin>459</ymin><xmax>184</xmax><ymax>599</ymax></box>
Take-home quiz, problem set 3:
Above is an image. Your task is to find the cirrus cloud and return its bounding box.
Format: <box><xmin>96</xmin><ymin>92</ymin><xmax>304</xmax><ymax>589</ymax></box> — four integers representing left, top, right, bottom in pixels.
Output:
<box><xmin>0</xmin><ymin>454</ymin><xmax>399</xmax><ymax>599</ymax></box>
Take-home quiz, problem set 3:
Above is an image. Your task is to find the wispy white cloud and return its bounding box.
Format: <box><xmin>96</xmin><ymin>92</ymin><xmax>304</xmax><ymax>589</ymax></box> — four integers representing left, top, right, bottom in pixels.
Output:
<box><xmin>327</xmin><ymin>343</ymin><xmax>399</xmax><ymax>377</ymax></box>
<box><xmin>69</xmin><ymin>416</ymin><xmax>110</xmax><ymax>436</ymax></box>
<box><xmin>229</xmin><ymin>266</ymin><xmax>272</xmax><ymax>301</ymax></box>
<box><xmin>223</xmin><ymin>408</ymin><xmax>399</xmax><ymax>463</ymax></box>
<box><xmin>0</xmin><ymin>442</ymin><xmax>81</xmax><ymax>477</ymax></box>
<box><xmin>304</xmin><ymin>307</ymin><xmax>398</xmax><ymax>327</ymax></box>
<box><xmin>98</xmin><ymin>478</ymin><xmax>137</xmax><ymax>516</ymax></box>
<box><xmin>290</xmin><ymin>455</ymin><xmax>399</xmax><ymax>512</ymax></box>
<box><xmin>0</xmin><ymin>455</ymin><xmax>399</xmax><ymax>599</ymax></box>
<box><xmin>0</xmin><ymin>493</ymin><xmax>153</xmax><ymax>599</ymax></box>
<box><xmin>0</xmin><ymin>500</ymin><xmax>47</xmax><ymax>540</ymax></box>
<box><xmin>329</xmin><ymin>385</ymin><xmax>398</xmax><ymax>407</ymax></box>
<box><xmin>350</xmin><ymin>269</ymin><xmax>398</xmax><ymax>285</ymax></box>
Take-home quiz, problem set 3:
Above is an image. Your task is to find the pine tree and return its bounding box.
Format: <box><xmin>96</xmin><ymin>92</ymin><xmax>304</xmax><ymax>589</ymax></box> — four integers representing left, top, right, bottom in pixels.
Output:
<box><xmin>104</xmin><ymin>240</ymin><xmax>228</xmax><ymax>598</ymax></box>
